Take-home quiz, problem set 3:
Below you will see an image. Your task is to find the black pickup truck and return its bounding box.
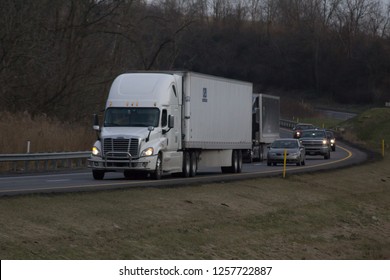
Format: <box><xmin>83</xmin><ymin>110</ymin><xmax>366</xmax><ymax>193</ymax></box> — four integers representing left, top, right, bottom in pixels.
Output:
<box><xmin>299</xmin><ymin>129</ymin><xmax>331</xmax><ymax>159</ymax></box>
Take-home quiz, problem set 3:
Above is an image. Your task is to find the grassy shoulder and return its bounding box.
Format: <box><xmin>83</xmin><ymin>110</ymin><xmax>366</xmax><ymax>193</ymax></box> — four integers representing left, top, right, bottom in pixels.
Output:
<box><xmin>0</xmin><ymin>156</ymin><xmax>389</xmax><ymax>260</ymax></box>
<box><xmin>0</xmin><ymin>108</ymin><xmax>389</xmax><ymax>259</ymax></box>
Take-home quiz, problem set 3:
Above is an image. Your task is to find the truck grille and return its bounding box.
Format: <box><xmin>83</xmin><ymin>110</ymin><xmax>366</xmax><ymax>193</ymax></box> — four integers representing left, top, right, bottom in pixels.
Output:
<box><xmin>103</xmin><ymin>138</ymin><xmax>139</xmax><ymax>159</ymax></box>
<box><xmin>301</xmin><ymin>140</ymin><xmax>322</xmax><ymax>147</ymax></box>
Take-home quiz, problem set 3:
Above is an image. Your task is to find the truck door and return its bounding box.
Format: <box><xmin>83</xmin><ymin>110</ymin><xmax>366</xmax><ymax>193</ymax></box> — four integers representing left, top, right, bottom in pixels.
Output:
<box><xmin>161</xmin><ymin>85</ymin><xmax>182</xmax><ymax>171</ymax></box>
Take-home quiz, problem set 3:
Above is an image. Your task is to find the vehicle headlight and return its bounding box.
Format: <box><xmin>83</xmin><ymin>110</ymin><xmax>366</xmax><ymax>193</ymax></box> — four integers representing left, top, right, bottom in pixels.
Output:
<box><xmin>141</xmin><ymin>147</ymin><xmax>154</xmax><ymax>157</ymax></box>
<box><xmin>322</xmin><ymin>139</ymin><xmax>328</xmax><ymax>145</ymax></box>
<box><xmin>92</xmin><ymin>146</ymin><xmax>101</xmax><ymax>156</ymax></box>
<box><xmin>290</xmin><ymin>152</ymin><xmax>299</xmax><ymax>156</ymax></box>
<box><xmin>330</xmin><ymin>139</ymin><xmax>335</xmax><ymax>144</ymax></box>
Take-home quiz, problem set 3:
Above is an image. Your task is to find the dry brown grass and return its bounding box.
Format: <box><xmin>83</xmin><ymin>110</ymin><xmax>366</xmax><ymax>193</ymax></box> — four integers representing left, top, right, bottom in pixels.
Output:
<box><xmin>0</xmin><ymin>111</ymin><xmax>95</xmax><ymax>154</ymax></box>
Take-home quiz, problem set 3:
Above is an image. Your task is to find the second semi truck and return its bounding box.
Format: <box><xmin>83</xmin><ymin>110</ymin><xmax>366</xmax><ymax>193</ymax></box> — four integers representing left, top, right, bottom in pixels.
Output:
<box><xmin>248</xmin><ymin>94</ymin><xmax>280</xmax><ymax>162</ymax></box>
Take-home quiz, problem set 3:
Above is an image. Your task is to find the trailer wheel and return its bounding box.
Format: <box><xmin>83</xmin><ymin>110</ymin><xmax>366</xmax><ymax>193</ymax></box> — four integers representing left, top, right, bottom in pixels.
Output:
<box><xmin>190</xmin><ymin>152</ymin><xmax>197</xmax><ymax>177</ymax></box>
<box><xmin>232</xmin><ymin>150</ymin><xmax>239</xmax><ymax>173</ymax></box>
<box><xmin>182</xmin><ymin>151</ymin><xmax>191</xmax><ymax>177</ymax></box>
<box><xmin>221</xmin><ymin>150</ymin><xmax>239</xmax><ymax>173</ymax></box>
<box><xmin>92</xmin><ymin>170</ymin><xmax>105</xmax><ymax>180</ymax></box>
<box><xmin>237</xmin><ymin>150</ymin><xmax>243</xmax><ymax>173</ymax></box>
<box><xmin>152</xmin><ymin>154</ymin><xmax>163</xmax><ymax>180</ymax></box>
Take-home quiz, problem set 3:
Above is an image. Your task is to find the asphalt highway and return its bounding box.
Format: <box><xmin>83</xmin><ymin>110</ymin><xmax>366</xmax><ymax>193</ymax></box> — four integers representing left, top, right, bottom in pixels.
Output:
<box><xmin>0</xmin><ymin>135</ymin><xmax>367</xmax><ymax>196</ymax></box>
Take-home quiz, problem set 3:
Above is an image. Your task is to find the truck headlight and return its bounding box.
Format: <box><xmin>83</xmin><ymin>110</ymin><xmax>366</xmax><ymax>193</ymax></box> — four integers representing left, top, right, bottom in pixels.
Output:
<box><xmin>141</xmin><ymin>147</ymin><xmax>154</xmax><ymax>157</ymax></box>
<box><xmin>322</xmin><ymin>139</ymin><xmax>328</xmax><ymax>145</ymax></box>
<box><xmin>92</xmin><ymin>146</ymin><xmax>101</xmax><ymax>156</ymax></box>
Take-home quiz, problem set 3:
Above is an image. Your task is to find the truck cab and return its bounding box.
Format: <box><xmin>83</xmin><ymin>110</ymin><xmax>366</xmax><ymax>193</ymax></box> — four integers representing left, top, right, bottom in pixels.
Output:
<box><xmin>89</xmin><ymin>73</ymin><xmax>183</xmax><ymax>180</ymax></box>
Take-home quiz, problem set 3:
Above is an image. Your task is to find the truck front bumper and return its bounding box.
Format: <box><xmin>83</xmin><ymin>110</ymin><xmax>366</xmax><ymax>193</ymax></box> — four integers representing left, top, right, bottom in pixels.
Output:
<box><xmin>88</xmin><ymin>155</ymin><xmax>158</xmax><ymax>171</ymax></box>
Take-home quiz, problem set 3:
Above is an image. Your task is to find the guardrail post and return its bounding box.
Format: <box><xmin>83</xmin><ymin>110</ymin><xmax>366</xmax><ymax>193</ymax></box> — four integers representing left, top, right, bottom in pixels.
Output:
<box><xmin>27</xmin><ymin>141</ymin><xmax>31</xmax><ymax>153</ymax></box>
<box><xmin>283</xmin><ymin>149</ymin><xmax>287</xmax><ymax>178</ymax></box>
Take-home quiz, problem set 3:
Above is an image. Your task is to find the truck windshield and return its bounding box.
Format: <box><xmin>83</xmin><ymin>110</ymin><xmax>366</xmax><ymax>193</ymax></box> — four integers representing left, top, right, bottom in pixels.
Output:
<box><xmin>104</xmin><ymin>108</ymin><xmax>160</xmax><ymax>127</ymax></box>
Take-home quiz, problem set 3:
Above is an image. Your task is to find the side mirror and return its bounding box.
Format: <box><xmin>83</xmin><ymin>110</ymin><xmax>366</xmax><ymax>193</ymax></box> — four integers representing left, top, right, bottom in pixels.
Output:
<box><xmin>93</xmin><ymin>114</ymin><xmax>100</xmax><ymax>131</ymax></box>
<box><xmin>146</xmin><ymin>126</ymin><xmax>154</xmax><ymax>142</ymax></box>
<box><xmin>168</xmin><ymin>115</ymin><xmax>174</xmax><ymax>128</ymax></box>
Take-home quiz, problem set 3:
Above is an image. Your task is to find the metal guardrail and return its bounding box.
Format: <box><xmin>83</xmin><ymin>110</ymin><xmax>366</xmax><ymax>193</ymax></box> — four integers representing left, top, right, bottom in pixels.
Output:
<box><xmin>0</xmin><ymin>151</ymin><xmax>90</xmax><ymax>172</ymax></box>
<box><xmin>279</xmin><ymin>119</ymin><xmax>297</xmax><ymax>129</ymax></box>
<box><xmin>0</xmin><ymin>119</ymin><xmax>297</xmax><ymax>173</ymax></box>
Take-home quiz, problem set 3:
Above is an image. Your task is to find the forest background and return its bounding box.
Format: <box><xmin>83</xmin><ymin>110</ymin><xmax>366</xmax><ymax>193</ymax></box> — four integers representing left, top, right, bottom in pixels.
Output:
<box><xmin>1</xmin><ymin>0</ymin><xmax>390</xmax><ymax>124</ymax></box>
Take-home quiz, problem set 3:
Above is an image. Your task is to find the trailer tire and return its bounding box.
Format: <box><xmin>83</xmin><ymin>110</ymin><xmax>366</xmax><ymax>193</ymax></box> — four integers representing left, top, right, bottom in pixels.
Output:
<box><xmin>190</xmin><ymin>152</ymin><xmax>197</xmax><ymax>177</ymax></box>
<box><xmin>232</xmin><ymin>150</ymin><xmax>239</xmax><ymax>173</ymax></box>
<box><xmin>182</xmin><ymin>151</ymin><xmax>191</xmax><ymax>177</ymax></box>
<box><xmin>221</xmin><ymin>150</ymin><xmax>239</xmax><ymax>173</ymax></box>
<box><xmin>92</xmin><ymin>170</ymin><xmax>105</xmax><ymax>180</ymax></box>
<box><xmin>237</xmin><ymin>150</ymin><xmax>243</xmax><ymax>173</ymax></box>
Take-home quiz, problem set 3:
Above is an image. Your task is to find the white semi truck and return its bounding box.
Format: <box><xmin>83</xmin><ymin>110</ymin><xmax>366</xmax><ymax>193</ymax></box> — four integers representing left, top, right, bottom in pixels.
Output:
<box><xmin>88</xmin><ymin>71</ymin><xmax>253</xmax><ymax>180</ymax></box>
<box><xmin>247</xmin><ymin>94</ymin><xmax>280</xmax><ymax>162</ymax></box>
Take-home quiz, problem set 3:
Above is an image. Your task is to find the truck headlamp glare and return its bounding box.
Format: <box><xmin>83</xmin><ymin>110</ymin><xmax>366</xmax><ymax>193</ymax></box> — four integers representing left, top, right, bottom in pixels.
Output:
<box><xmin>92</xmin><ymin>146</ymin><xmax>101</xmax><ymax>156</ymax></box>
<box><xmin>322</xmin><ymin>139</ymin><xmax>328</xmax><ymax>145</ymax></box>
<box><xmin>141</xmin><ymin>147</ymin><xmax>154</xmax><ymax>157</ymax></box>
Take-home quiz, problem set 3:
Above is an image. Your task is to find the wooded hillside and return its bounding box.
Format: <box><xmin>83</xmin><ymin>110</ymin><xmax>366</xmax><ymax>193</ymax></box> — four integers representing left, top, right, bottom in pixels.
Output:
<box><xmin>1</xmin><ymin>0</ymin><xmax>389</xmax><ymax>121</ymax></box>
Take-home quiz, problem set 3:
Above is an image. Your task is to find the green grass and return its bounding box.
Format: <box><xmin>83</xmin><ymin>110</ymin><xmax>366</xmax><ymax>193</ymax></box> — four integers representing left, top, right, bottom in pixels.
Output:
<box><xmin>340</xmin><ymin>108</ymin><xmax>390</xmax><ymax>152</ymax></box>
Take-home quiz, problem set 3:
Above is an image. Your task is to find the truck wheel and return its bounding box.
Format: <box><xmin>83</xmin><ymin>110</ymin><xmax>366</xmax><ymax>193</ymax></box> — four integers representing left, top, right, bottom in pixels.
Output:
<box><xmin>92</xmin><ymin>170</ymin><xmax>105</xmax><ymax>180</ymax></box>
<box><xmin>182</xmin><ymin>151</ymin><xmax>191</xmax><ymax>177</ymax></box>
<box><xmin>324</xmin><ymin>151</ymin><xmax>330</xmax><ymax>159</ymax></box>
<box><xmin>152</xmin><ymin>154</ymin><xmax>163</xmax><ymax>180</ymax></box>
<box><xmin>190</xmin><ymin>152</ymin><xmax>197</xmax><ymax>177</ymax></box>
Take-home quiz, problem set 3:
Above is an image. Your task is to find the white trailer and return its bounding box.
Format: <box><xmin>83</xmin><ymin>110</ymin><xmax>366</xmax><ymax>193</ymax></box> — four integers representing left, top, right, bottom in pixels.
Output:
<box><xmin>88</xmin><ymin>71</ymin><xmax>252</xmax><ymax>180</ymax></box>
<box><xmin>247</xmin><ymin>93</ymin><xmax>280</xmax><ymax>161</ymax></box>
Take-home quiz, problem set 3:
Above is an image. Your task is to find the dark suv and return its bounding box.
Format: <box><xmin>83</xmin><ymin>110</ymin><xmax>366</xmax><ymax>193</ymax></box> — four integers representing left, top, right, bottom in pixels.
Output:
<box><xmin>299</xmin><ymin>129</ymin><xmax>331</xmax><ymax>159</ymax></box>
